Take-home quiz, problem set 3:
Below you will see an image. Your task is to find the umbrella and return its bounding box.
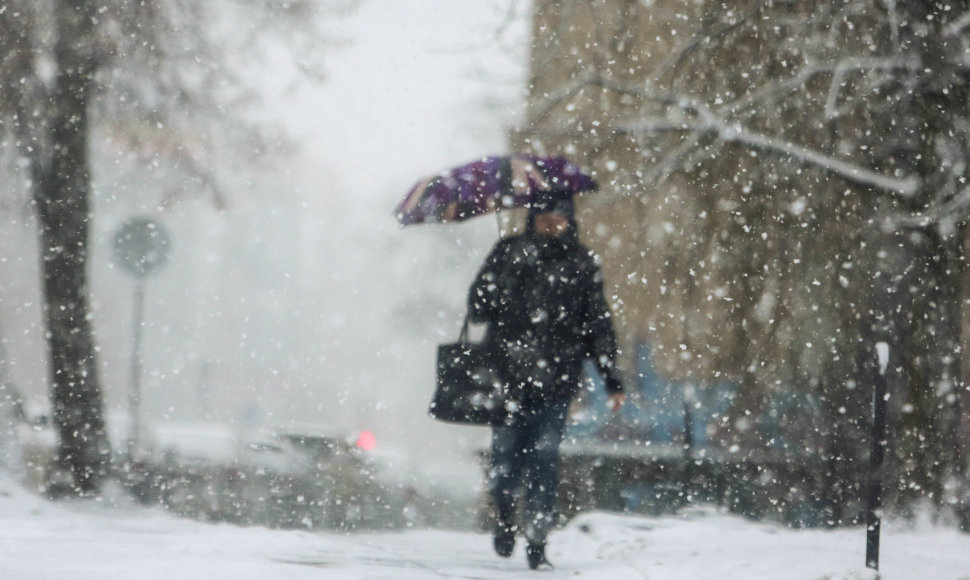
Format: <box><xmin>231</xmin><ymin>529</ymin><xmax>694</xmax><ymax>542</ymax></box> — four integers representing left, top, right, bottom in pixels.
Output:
<box><xmin>394</xmin><ymin>154</ymin><xmax>597</xmax><ymax>226</ymax></box>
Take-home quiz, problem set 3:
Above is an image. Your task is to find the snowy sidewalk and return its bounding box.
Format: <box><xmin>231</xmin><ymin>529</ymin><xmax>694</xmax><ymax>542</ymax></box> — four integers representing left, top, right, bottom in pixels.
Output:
<box><xmin>1</xmin><ymin>481</ymin><xmax>967</xmax><ymax>579</ymax></box>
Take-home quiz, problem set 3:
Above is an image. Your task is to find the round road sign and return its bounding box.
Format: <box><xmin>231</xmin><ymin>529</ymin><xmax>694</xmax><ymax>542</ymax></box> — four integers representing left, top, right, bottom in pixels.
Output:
<box><xmin>113</xmin><ymin>217</ymin><xmax>171</xmax><ymax>278</ymax></box>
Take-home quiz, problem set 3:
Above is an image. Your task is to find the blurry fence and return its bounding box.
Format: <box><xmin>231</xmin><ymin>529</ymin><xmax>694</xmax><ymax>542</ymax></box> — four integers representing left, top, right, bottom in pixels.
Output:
<box><xmin>552</xmin><ymin>344</ymin><xmax>837</xmax><ymax>527</ymax></box>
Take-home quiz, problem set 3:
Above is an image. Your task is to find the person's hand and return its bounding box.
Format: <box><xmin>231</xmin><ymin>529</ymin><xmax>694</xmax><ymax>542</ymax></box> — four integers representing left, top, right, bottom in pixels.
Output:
<box><xmin>608</xmin><ymin>392</ymin><xmax>626</xmax><ymax>413</ymax></box>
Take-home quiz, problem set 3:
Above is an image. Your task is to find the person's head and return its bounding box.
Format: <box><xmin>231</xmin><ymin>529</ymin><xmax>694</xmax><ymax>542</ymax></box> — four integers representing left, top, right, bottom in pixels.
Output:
<box><xmin>526</xmin><ymin>190</ymin><xmax>575</xmax><ymax>238</ymax></box>
<box><xmin>533</xmin><ymin>212</ymin><xmax>570</xmax><ymax>237</ymax></box>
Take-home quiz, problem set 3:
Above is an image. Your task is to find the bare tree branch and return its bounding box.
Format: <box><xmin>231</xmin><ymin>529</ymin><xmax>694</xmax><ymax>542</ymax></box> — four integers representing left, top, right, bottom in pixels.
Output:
<box><xmin>944</xmin><ymin>9</ymin><xmax>970</xmax><ymax>37</ymax></box>
<box><xmin>611</xmin><ymin>116</ymin><xmax>919</xmax><ymax>197</ymax></box>
<box><xmin>889</xmin><ymin>185</ymin><xmax>970</xmax><ymax>230</ymax></box>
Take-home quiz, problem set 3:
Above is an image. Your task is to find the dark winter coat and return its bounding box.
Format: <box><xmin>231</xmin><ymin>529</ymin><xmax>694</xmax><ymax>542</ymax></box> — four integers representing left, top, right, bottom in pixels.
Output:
<box><xmin>467</xmin><ymin>231</ymin><xmax>623</xmax><ymax>412</ymax></box>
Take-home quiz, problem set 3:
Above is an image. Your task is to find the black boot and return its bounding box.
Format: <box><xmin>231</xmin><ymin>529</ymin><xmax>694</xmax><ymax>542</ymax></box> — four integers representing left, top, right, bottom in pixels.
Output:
<box><xmin>493</xmin><ymin>505</ymin><xmax>516</xmax><ymax>558</ymax></box>
<box><xmin>526</xmin><ymin>542</ymin><xmax>552</xmax><ymax>570</ymax></box>
<box><xmin>493</xmin><ymin>524</ymin><xmax>515</xmax><ymax>557</ymax></box>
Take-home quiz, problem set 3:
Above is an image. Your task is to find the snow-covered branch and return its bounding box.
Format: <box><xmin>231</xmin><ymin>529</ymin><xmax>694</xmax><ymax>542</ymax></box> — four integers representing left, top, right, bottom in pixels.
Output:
<box><xmin>612</xmin><ymin>115</ymin><xmax>919</xmax><ymax>198</ymax></box>
<box><xmin>822</xmin><ymin>56</ymin><xmax>918</xmax><ymax>118</ymax></box>
<box><xmin>527</xmin><ymin>69</ymin><xmax>601</xmax><ymax>125</ymax></box>
<box><xmin>728</xmin><ymin>128</ymin><xmax>919</xmax><ymax>197</ymax></box>
<box><xmin>726</xmin><ymin>56</ymin><xmax>917</xmax><ymax>119</ymax></box>
<box><xmin>591</xmin><ymin>54</ymin><xmax>916</xmax><ymax>121</ymax></box>
<box><xmin>525</xmin><ymin>49</ymin><xmax>925</xmax><ymax>200</ymax></box>
<box><xmin>887</xmin><ymin>186</ymin><xmax>970</xmax><ymax>231</ymax></box>
<box><xmin>944</xmin><ymin>10</ymin><xmax>970</xmax><ymax>37</ymax></box>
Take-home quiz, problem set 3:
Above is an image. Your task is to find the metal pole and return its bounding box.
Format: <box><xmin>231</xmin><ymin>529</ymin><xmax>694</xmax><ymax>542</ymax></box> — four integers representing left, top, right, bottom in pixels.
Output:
<box><xmin>682</xmin><ymin>389</ymin><xmax>695</xmax><ymax>504</ymax></box>
<box><xmin>866</xmin><ymin>342</ymin><xmax>890</xmax><ymax>570</ymax></box>
<box><xmin>127</xmin><ymin>281</ymin><xmax>145</xmax><ymax>461</ymax></box>
<box><xmin>683</xmin><ymin>390</ymin><xmax>695</xmax><ymax>460</ymax></box>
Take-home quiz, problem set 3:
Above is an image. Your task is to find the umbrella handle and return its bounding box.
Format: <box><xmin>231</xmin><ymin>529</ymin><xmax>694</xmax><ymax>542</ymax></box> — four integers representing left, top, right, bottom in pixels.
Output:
<box><xmin>459</xmin><ymin>314</ymin><xmax>470</xmax><ymax>344</ymax></box>
<box><xmin>496</xmin><ymin>155</ymin><xmax>515</xmax><ymax>238</ymax></box>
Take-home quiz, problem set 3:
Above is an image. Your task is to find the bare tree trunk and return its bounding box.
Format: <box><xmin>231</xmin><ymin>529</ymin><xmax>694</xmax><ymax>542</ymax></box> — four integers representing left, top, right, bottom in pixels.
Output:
<box><xmin>31</xmin><ymin>1</ymin><xmax>110</xmax><ymax>496</ymax></box>
<box><xmin>0</xmin><ymin>315</ymin><xmax>26</xmax><ymax>481</ymax></box>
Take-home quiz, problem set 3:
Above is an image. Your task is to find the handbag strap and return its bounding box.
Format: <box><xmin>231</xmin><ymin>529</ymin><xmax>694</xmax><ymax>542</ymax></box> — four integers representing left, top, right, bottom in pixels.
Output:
<box><xmin>459</xmin><ymin>313</ymin><xmax>470</xmax><ymax>344</ymax></box>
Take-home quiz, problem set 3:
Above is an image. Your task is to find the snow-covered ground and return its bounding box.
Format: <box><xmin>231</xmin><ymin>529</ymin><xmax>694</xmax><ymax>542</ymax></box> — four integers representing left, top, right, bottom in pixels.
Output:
<box><xmin>2</xmin><ymin>478</ymin><xmax>967</xmax><ymax>580</ymax></box>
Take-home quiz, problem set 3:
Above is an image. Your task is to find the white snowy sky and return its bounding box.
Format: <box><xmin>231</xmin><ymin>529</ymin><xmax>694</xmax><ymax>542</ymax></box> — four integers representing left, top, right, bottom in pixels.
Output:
<box><xmin>141</xmin><ymin>0</ymin><xmax>532</xmax><ymax>464</ymax></box>
<box><xmin>257</xmin><ymin>0</ymin><xmax>530</xmax><ymax>459</ymax></box>
<box><xmin>279</xmin><ymin>0</ymin><xmax>526</xmax><ymax>198</ymax></box>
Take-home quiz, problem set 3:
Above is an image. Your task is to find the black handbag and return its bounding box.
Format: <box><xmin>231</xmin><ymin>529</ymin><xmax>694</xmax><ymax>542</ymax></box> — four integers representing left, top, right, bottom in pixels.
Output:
<box><xmin>429</xmin><ymin>317</ymin><xmax>505</xmax><ymax>425</ymax></box>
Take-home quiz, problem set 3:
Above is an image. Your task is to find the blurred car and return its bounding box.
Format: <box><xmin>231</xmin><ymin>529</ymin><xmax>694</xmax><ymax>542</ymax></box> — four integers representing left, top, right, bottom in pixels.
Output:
<box><xmin>129</xmin><ymin>422</ymin><xmax>410</xmax><ymax>530</ymax></box>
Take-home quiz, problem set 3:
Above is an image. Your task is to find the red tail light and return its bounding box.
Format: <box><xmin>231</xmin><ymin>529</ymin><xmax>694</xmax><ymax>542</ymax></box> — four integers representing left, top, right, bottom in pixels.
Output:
<box><xmin>356</xmin><ymin>430</ymin><xmax>376</xmax><ymax>451</ymax></box>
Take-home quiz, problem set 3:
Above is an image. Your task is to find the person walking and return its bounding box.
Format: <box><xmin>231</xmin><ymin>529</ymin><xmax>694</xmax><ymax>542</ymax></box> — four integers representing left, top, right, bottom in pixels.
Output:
<box><xmin>467</xmin><ymin>189</ymin><xmax>626</xmax><ymax>570</ymax></box>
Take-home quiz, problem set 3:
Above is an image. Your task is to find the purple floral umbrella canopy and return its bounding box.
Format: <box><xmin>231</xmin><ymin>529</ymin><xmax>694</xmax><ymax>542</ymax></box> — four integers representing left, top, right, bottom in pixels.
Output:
<box><xmin>395</xmin><ymin>154</ymin><xmax>597</xmax><ymax>226</ymax></box>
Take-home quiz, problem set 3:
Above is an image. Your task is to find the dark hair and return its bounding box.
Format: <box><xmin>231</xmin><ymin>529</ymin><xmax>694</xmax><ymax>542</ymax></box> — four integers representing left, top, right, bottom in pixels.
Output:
<box><xmin>526</xmin><ymin>189</ymin><xmax>573</xmax><ymax>221</ymax></box>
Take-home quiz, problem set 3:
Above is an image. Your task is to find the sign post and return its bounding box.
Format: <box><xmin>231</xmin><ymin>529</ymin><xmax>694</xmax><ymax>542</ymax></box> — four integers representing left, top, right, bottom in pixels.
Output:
<box><xmin>113</xmin><ymin>217</ymin><xmax>170</xmax><ymax>461</ymax></box>
<box><xmin>866</xmin><ymin>342</ymin><xmax>890</xmax><ymax>571</ymax></box>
